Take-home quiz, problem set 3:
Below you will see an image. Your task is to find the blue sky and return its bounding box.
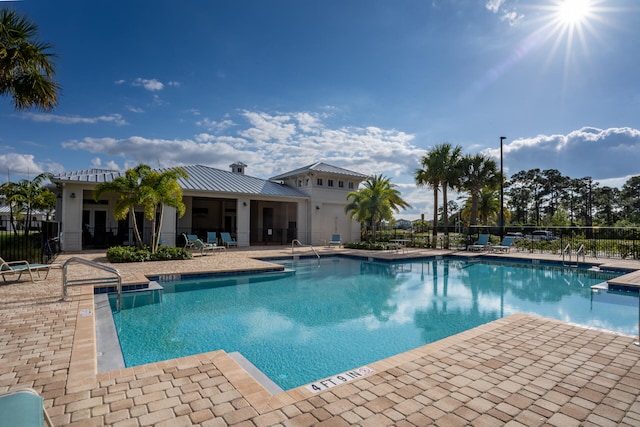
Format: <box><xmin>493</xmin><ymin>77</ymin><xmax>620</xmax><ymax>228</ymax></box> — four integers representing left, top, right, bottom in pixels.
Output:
<box><xmin>2</xmin><ymin>0</ymin><xmax>639</xmax><ymax>219</ymax></box>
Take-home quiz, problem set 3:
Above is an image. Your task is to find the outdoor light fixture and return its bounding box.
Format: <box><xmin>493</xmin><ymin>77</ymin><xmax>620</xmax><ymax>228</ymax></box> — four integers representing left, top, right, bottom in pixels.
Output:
<box><xmin>70</xmin><ymin>193</ymin><xmax>76</xmax><ymax>199</ymax></box>
<box><xmin>243</xmin><ymin>202</ymin><xmax>247</xmax><ymax>206</ymax></box>
<box><xmin>315</xmin><ymin>206</ymin><xmax>320</xmax><ymax>210</ymax></box>
<box><xmin>500</xmin><ymin>136</ymin><xmax>507</xmax><ymax>240</ymax></box>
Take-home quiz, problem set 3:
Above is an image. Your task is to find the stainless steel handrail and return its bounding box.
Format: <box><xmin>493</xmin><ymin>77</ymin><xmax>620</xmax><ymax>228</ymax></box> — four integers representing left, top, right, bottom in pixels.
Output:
<box><xmin>62</xmin><ymin>257</ymin><xmax>122</xmax><ymax>312</ymax></box>
<box><xmin>562</xmin><ymin>243</ymin><xmax>571</xmax><ymax>266</ymax></box>
<box><xmin>291</xmin><ymin>239</ymin><xmax>320</xmax><ymax>259</ymax></box>
<box><xmin>576</xmin><ymin>244</ymin><xmax>585</xmax><ymax>266</ymax></box>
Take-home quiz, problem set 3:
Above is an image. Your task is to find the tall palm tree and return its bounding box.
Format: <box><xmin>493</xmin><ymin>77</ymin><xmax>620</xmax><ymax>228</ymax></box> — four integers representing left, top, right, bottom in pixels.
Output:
<box><xmin>1</xmin><ymin>172</ymin><xmax>55</xmax><ymax>236</ymax></box>
<box><xmin>94</xmin><ymin>164</ymin><xmax>153</xmax><ymax>247</ymax></box>
<box><xmin>0</xmin><ymin>9</ymin><xmax>60</xmax><ymax>111</ymax></box>
<box><xmin>139</xmin><ymin>167</ymin><xmax>189</xmax><ymax>253</ymax></box>
<box><xmin>458</xmin><ymin>154</ymin><xmax>501</xmax><ymax>227</ymax></box>
<box><xmin>345</xmin><ymin>174</ymin><xmax>410</xmax><ymax>241</ymax></box>
<box><xmin>438</xmin><ymin>144</ymin><xmax>463</xmax><ymax>245</ymax></box>
<box><xmin>415</xmin><ymin>144</ymin><xmax>462</xmax><ymax>247</ymax></box>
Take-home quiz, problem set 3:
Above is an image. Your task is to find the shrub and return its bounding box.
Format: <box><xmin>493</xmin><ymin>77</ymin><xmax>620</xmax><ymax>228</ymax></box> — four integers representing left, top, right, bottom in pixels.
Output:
<box><xmin>106</xmin><ymin>246</ymin><xmax>192</xmax><ymax>263</ymax></box>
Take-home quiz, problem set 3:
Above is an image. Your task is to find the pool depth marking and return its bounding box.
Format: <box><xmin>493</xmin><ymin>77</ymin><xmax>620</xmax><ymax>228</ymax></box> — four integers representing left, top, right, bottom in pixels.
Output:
<box><xmin>305</xmin><ymin>366</ymin><xmax>374</xmax><ymax>393</ymax></box>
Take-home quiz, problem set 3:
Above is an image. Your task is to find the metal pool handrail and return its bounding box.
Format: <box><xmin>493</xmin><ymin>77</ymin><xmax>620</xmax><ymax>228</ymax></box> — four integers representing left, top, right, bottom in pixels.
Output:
<box><xmin>291</xmin><ymin>239</ymin><xmax>320</xmax><ymax>259</ymax></box>
<box><xmin>61</xmin><ymin>257</ymin><xmax>122</xmax><ymax>312</ymax></box>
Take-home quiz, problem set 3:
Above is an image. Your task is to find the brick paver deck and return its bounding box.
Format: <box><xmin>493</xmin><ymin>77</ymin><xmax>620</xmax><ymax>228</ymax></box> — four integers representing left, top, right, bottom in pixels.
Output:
<box><xmin>1</xmin><ymin>247</ymin><xmax>639</xmax><ymax>426</ymax></box>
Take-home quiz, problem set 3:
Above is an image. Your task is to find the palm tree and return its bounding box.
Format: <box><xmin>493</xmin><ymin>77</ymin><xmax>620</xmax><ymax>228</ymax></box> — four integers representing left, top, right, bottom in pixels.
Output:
<box><xmin>461</xmin><ymin>188</ymin><xmax>504</xmax><ymax>226</ymax></box>
<box><xmin>94</xmin><ymin>164</ymin><xmax>153</xmax><ymax>247</ymax></box>
<box><xmin>438</xmin><ymin>144</ymin><xmax>463</xmax><ymax>246</ymax></box>
<box><xmin>0</xmin><ymin>9</ymin><xmax>60</xmax><ymax>111</ymax></box>
<box><xmin>138</xmin><ymin>167</ymin><xmax>189</xmax><ymax>253</ymax></box>
<box><xmin>0</xmin><ymin>180</ymin><xmax>21</xmax><ymax>235</ymax></box>
<box><xmin>458</xmin><ymin>154</ymin><xmax>501</xmax><ymax>227</ymax></box>
<box><xmin>345</xmin><ymin>174</ymin><xmax>410</xmax><ymax>241</ymax></box>
<box><xmin>415</xmin><ymin>151</ymin><xmax>442</xmax><ymax>247</ymax></box>
<box><xmin>1</xmin><ymin>173</ymin><xmax>55</xmax><ymax>236</ymax></box>
<box><xmin>415</xmin><ymin>144</ymin><xmax>462</xmax><ymax>247</ymax></box>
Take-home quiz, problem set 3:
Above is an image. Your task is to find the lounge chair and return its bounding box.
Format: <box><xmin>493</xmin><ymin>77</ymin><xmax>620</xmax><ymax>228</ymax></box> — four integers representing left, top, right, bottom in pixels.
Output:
<box><xmin>0</xmin><ymin>257</ymin><xmax>59</xmax><ymax>283</ymax></box>
<box><xmin>328</xmin><ymin>234</ymin><xmax>341</xmax><ymax>247</ymax></box>
<box><xmin>467</xmin><ymin>234</ymin><xmax>490</xmax><ymax>251</ymax></box>
<box><xmin>183</xmin><ymin>233</ymin><xmax>199</xmax><ymax>249</ymax></box>
<box><xmin>0</xmin><ymin>388</ymin><xmax>54</xmax><ymax>427</ymax></box>
<box><xmin>207</xmin><ymin>231</ymin><xmax>218</xmax><ymax>245</ymax></box>
<box><xmin>220</xmin><ymin>232</ymin><xmax>238</xmax><ymax>248</ymax></box>
<box><xmin>192</xmin><ymin>239</ymin><xmax>226</xmax><ymax>255</ymax></box>
<box><xmin>491</xmin><ymin>236</ymin><xmax>515</xmax><ymax>253</ymax></box>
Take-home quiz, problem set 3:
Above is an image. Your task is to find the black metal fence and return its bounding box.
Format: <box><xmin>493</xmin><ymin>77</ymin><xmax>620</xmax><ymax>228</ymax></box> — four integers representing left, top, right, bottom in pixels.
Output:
<box><xmin>377</xmin><ymin>226</ymin><xmax>640</xmax><ymax>260</ymax></box>
<box><xmin>0</xmin><ymin>220</ymin><xmax>60</xmax><ymax>264</ymax></box>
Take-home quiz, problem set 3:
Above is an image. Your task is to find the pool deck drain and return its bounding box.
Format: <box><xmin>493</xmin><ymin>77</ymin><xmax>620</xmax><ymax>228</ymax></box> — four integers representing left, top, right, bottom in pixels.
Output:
<box><xmin>1</xmin><ymin>247</ymin><xmax>639</xmax><ymax>426</ymax></box>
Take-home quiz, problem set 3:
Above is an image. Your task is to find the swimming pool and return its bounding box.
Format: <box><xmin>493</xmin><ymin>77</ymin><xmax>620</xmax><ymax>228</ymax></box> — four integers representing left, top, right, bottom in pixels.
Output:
<box><xmin>109</xmin><ymin>256</ymin><xmax>638</xmax><ymax>390</ymax></box>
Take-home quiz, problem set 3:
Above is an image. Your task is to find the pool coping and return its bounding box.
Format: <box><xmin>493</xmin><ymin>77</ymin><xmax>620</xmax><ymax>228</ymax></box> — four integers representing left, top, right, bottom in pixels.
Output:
<box><xmin>77</xmin><ymin>251</ymin><xmax>640</xmax><ymax>415</ymax></box>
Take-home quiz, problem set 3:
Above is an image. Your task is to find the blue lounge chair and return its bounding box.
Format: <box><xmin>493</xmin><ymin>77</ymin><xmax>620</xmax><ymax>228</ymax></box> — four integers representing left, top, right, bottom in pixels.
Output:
<box><xmin>220</xmin><ymin>232</ymin><xmax>238</xmax><ymax>248</ymax></box>
<box><xmin>182</xmin><ymin>233</ymin><xmax>199</xmax><ymax>249</ymax></box>
<box><xmin>491</xmin><ymin>236</ymin><xmax>515</xmax><ymax>253</ymax></box>
<box><xmin>0</xmin><ymin>388</ymin><xmax>53</xmax><ymax>426</ymax></box>
<box><xmin>192</xmin><ymin>238</ymin><xmax>226</xmax><ymax>255</ymax></box>
<box><xmin>1</xmin><ymin>257</ymin><xmax>59</xmax><ymax>283</ymax></box>
<box><xmin>328</xmin><ymin>234</ymin><xmax>341</xmax><ymax>247</ymax></box>
<box><xmin>207</xmin><ymin>231</ymin><xmax>218</xmax><ymax>245</ymax></box>
<box><xmin>467</xmin><ymin>234</ymin><xmax>490</xmax><ymax>251</ymax></box>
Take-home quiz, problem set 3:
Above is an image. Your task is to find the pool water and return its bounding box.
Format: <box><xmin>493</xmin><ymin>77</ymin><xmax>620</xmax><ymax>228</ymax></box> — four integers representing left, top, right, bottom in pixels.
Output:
<box><xmin>110</xmin><ymin>257</ymin><xmax>638</xmax><ymax>390</ymax></box>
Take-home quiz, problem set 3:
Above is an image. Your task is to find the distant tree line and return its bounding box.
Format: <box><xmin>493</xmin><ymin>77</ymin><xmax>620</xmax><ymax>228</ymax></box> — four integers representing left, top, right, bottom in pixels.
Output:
<box><xmin>414</xmin><ymin>144</ymin><xmax>640</xmax><ymax>242</ymax></box>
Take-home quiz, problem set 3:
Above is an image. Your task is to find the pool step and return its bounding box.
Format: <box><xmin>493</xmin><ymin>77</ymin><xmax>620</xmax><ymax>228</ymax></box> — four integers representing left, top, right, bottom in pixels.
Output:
<box><xmin>590</xmin><ymin>282</ymin><xmax>639</xmax><ymax>307</ymax></box>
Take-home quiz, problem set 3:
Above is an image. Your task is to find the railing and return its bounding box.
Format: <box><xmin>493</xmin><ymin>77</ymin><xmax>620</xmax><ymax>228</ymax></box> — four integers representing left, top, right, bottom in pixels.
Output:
<box><xmin>291</xmin><ymin>239</ymin><xmax>320</xmax><ymax>259</ymax></box>
<box><xmin>62</xmin><ymin>257</ymin><xmax>122</xmax><ymax>312</ymax></box>
<box><xmin>576</xmin><ymin>244</ymin><xmax>585</xmax><ymax>265</ymax></box>
<box><xmin>562</xmin><ymin>243</ymin><xmax>571</xmax><ymax>266</ymax></box>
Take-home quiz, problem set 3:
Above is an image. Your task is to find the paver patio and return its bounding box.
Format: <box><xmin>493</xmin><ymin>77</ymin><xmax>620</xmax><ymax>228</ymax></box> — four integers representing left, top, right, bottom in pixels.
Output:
<box><xmin>0</xmin><ymin>247</ymin><xmax>639</xmax><ymax>426</ymax></box>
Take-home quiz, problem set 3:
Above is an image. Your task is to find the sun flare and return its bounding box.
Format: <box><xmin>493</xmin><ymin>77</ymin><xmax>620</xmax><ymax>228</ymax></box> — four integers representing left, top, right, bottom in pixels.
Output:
<box><xmin>556</xmin><ymin>0</ymin><xmax>593</xmax><ymax>26</ymax></box>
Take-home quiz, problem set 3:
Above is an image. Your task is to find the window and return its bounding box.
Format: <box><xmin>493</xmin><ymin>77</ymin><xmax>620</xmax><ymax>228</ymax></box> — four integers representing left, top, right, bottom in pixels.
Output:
<box><xmin>317</xmin><ymin>178</ymin><xmax>323</xmax><ymax>186</ymax></box>
<box><xmin>348</xmin><ymin>182</ymin><xmax>354</xmax><ymax>189</ymax></box>
<box><xmin>298</xmin><ymin>180</ymin><xmax>302</xmax><ymax>187</ymax></box>
<box><xmin>338</xmin><ymin>181</ymin><xmax>344</xmax><ymax>188</ymax></box>
<box><xmin>328</xmin><ymin>179</ymin><xmax>334</xmax><ymax>187</ymax></box>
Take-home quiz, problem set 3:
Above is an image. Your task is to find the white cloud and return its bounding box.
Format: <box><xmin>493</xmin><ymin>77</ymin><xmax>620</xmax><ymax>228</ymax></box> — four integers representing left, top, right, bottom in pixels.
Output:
<box><xmin>61</xmin><ymin>109</ymin><xmax>422</xmax><ymax>182</ymax></box>
<box><xmin>21</xmin><ymin>113</ymin><xmax>128</xmax><ymax>126</ymax></box>
<box><xmin>0</xmin><ymin>153</ymin><xmax>64</xmax><ymax>179</ymax></box>
<box><xmin>196</xmin><ymin>118</ymin><xmax>235</xmax><ymax>133</ymax></box>
<box><xmin>484</xmin><ymin>127</ymin><xmax>640</xmax><ymax>181</ymax></box>
<box><xmin>485</xmin><ymin>0</ymin><xmax>506</xmax><ymax>13</ymax></box>
<box><xmin>132</xmin><ymin>78</ymin><xmax>164</xmax><ymax>91</ymax></box>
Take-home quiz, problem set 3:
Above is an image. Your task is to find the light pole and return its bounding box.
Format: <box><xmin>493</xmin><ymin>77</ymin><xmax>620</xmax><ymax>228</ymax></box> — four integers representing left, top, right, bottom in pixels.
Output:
<box><xmin>500</xmin><ymin>136</ymin><xmax>507</xmax><ymax>240</ymax></box>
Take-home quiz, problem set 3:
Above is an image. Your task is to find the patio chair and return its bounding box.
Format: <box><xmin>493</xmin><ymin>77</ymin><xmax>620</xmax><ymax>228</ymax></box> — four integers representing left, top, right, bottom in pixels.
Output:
<box><xmin>0</xmin><ymin>257</ymin><xmax>59</xmax><ymax>283</ymax></box>
<box><xmin>220</xmin><ymin>232</ymin><xmax>238</xmax><ymax>248</ymax></box>
<box><xmin>192</xmin><ymin>239</ymin><xmax>226</xmax><ymax>256</ymax></box>
<box><xmin>328</xmin><ymin>234</ymin><xmax>341</xmax><ymax>247</ymax></box>
<box><xmin>182</xmin><ymin>233</ymin><xmax>199</xmax><ymax>249</ymax></box>
<box><xmin>467</xmin><ymin>234</ymin><xmax>490</xmax><ymax>252</ymax></box>
<box><xmin>491</xmin><ymin>236</ymin><xmax>515</xmax><ymax>253</ymax></box>
<box><xmin>207</xmin><ymin>231</ymin><xmax>218</xmax><ymax>245</ymax></box>
<box><xmin>0</xmin><ymin>388</ymin><xmax>54</xmax><ymax>427</ymax></box>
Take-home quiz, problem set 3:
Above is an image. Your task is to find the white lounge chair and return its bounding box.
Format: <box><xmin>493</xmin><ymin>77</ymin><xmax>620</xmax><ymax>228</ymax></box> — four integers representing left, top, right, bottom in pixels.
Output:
<box><xmin>0</xmin><ymin>257</ymin><xmax>59</xmax><ymax>283</ymax></box>
<box><xmin>192</xmin><ymin>239</ymin><xmax>226</xmax><ymax>255</ymax></box>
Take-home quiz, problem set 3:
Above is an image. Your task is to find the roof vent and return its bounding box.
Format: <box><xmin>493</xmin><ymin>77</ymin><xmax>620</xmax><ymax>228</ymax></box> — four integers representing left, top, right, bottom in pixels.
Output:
<box><xmin>230</xmin><ymin>162</ymin><xmax>247</xmax><ymax>175</ymax></box>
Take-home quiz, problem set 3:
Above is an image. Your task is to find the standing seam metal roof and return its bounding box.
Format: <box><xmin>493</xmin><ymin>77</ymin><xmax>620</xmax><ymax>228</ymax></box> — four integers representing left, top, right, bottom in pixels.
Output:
<box><xmin>51</xmin><ymin>165</ymin><xmax>308</xmax><ymax>198</ymax></box>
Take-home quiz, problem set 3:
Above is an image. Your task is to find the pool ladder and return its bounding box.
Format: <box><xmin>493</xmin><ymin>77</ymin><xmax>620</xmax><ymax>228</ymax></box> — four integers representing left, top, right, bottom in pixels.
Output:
<box><xmin>291</xmin><ymin>239</ymin><xmax>320</xmax><ymax>259</ymax></box>
<box><xmin>562</xmin><ymin>244</ymin><xmax>585</xmax><ymax>267</ymax></box>
<box><xmin>61</xmin><ymin>257</ymin><xmax>122</xmax><ymax>312</ymax></box>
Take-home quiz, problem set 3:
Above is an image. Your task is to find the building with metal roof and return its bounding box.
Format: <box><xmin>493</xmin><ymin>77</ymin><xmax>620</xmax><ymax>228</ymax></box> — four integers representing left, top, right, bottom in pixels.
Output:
<box><xmin>51</xmin><ymin>163</ymin><xmax>367</xmax><ymax>251</ymax></box>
